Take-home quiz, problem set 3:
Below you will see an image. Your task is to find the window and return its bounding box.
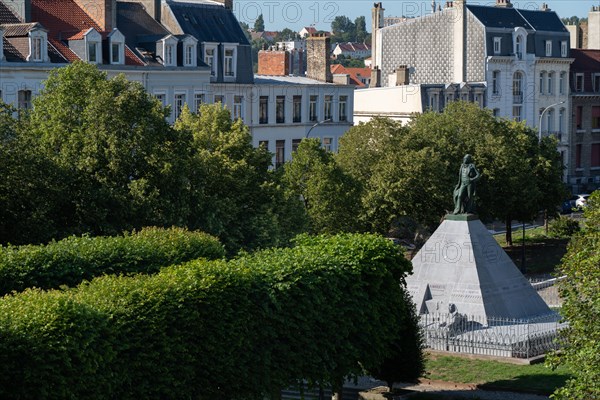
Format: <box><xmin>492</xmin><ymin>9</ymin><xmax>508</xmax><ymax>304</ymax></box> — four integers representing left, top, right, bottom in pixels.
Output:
<box><xmin>559</xmin><ymin>108</ymin><xmax>565</xmax><ymax>133</ymax></box>
<box><xmin>576</xmin><ymin>144</ymin><xmax>582</xmax><ymax>168</ymax></box>
<box><xmin>276</xmin><ymin>96</ymin><xmax>285</xmax><ymax>123</ymax></box>
<box><xmin>214</xmin><ymin>95</ymin><xmax>224</xmax><ymax>105</ymax></box>
<box><xmin>446</xmin><ymin>93</ymin><xmax>454</xmax><ymax>104</ymax></box>
<box><xmin>293</xmin><ymin>96</ymin><xmax>301</xmax><ymax>123</ymax></box>
<box><xmin>492</xmin><ymin>71</ymin><xmax>500</xmax><ymax>95</ymax></box>
<box><xmin>154</xmin><ymin>92</ymin><xmax>166</xmax><ymax>107</ymax></box>
<box><xmin>575</xmin><ymin>73</ymin><xmax>584</xmax><ymax>92</ymax></box>
<box><xmin>512</xmin><ymin>105</ymin><xmax>522</xmax><ymax>122</ymax></box>
<box><xmin>547</xmin><ymin>72</ymin><xmax>554</xmax><ymax>95</ymax></box>
<box><xmin>275</xmin><ymin>140</ymin><xmax>285</xmax><ymax>168</ymax></box>
<box><xmin>513</xmin><ymin>72</ymin><xmax>523</xmax><ymax>104</ymax></box>
<box><xmin>561</xmin><ymin>41</ymin><xmax>567</xmax><ymax>57</ymax></box>
<box><xmin>111</xmin><ymin>43</ymin><xmax>120</xmax><ymax>63</ymax></box>
<box><xmin>339</xmin><ymin>95</ymin><xmax>347</xmax><ymax>121</ymax></box>
<box><xmin>324</xmin><ymin>95</ymin><xmax>332</xmax><ymax>120</ymax></box>
<box><xmin>593</xmin><ymin>74</ymin><xmax>600</xmax><ymax>93</ymax></box>
<box><xmin>204</xmin><ymin>45</ymin><xmax>217</xmax><ymax>76</ymax></box>
<box><xmin>224</xmin><ymin>47</ymin><xmax>235</xmax><ymax>77</ymax></box>
<box><xmin>164</xmin><ymin>44</ymin><xmax>175</xmax><ymax>66</ymax></box>
<box><xmin>576</xmin><ymin>106</ymin><xmax>583</xmax><ymax>130</ymax></box>
<box><xmin>184</xmin><ymin>44</ymin><xmax>195</xmax><ymax>66</ymax></box>
<box><xmin>233</xmin><ymin>95</ymin><xmax>243</xmax><ymax>120</ymax></box>
<box><xmin>174</xmin><ymin>93</ymin><xmax>186</xmax><ymax>120</ymax></box>
<box><xmin>18</xmin><ymin>90</ymin><xmax>32</xmax><ymax>110</ymax></box>
<box><xmin>515</xmin><ymin>35</ymin><xmax>523</xmax><ymax>59</ymax></box>
<box><xmin>292</xmin><ymin>139</ymin><xmax>301</xmax><ymax>153</ymax></box>
<box><xmin>31</xmin><ymin>36</ymin><xmax>42</xmax><ymax>61</ymax></box>
<box><xmin>460</xmin><ymin>92</ymin><xmax>469</xmax><ymax>102</ymax></box>
<box><xmin>428</xmin><ymin>92</ymin><xmax>439</xmax><ymax>111</ymax></box>
<box><xmin>539</xmin><ymin>71</ymin><xmax>546</xmax><ymax>94</ymax></box>
<box><xmin>259</xmin><ymin>96</ymin><xmax>268</xmax><ymax>124</ymax></box>
<box><xmin>323</xmin><ymin>137</ymin><xmax>332</xmax><ymax>152</ymax></box>
<box><xmin>593</xmin><ymin>106</ymin><xmax>600</xmax><ymax>130</ymax></box>
<box><xmin>559</xmin><ymin>72</ymin><xmax>566</xmax><ymax>94</ymax></box>
<box><xmin>592</xmin><ymin>144</ymin><xmax>600</xmax><ymax>167</ymax></box>
<box><xmin>88</xmin><ymin>42</ymin><xmax>98</xmax><ymax>63</ymax></box>
<box><xmin>493</xmin><ymin>108</ymin><xmax>500</xmax><ymax>117</ymax></box>
<box><xmin>493</xmin><ymin>37</ymin><xmax>501</xmax><ymax>55</ymax></box>
<box><xmin>309</xmin><ymin>95</ymin><xmax>318</xmax><ymax>122</ymax></box>
<box><xmin>545</xmin><ymin>40</ymin><xmax>552</xmax><ymax>57</ymax></box>
<box><xmin>194</xmin><ymin>92</ymin><xmax>205</xmax><ymax>112</ymax></box>
<box><xmin>547</xmin><ymin>108</ymin><xmax>554</xmax><ymax>133</ymax></box>
<box><xmin>473</xmin><ymin>93</ymin><xmax>483</xmax><ymax>107</ymax></box>
<box><xmin>259</xmin><ymin>140</ymin><xmax>269</xmax><ymax>150</ymax></box>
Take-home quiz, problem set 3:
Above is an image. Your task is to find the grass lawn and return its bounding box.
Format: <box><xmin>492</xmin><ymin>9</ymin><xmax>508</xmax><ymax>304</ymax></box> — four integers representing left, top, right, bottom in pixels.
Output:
<box><xmin>424</xmin><ymin>354</ymin><xmax>572</xmax><ymax>395</ymax></box>
<box><xmin>493</xmin><ymin>226</ymin><xmax>569</xmax><ymax>275</ymax></box>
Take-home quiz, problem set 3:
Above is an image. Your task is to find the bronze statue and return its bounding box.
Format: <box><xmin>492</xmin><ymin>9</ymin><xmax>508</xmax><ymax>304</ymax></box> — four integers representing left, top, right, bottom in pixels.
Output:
<box><xmin>453</xmin><ymin>154</ymin><xmax>481</xmax><ymax>214</ymax></box>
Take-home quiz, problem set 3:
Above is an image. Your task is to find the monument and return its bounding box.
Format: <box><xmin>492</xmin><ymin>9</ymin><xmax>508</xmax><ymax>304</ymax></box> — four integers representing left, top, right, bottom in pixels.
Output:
<box><xmin>406</xmin><ymin>155</ymin><xmax>561</xmax><ymax>357</ymax></box>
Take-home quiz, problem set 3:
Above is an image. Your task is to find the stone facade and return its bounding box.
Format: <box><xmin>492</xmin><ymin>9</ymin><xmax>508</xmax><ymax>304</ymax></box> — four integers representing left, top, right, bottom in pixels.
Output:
<box><xmin>305</xmin><ymin>34</ymin><xmax>332</xmax><ymax>83</ymax></box>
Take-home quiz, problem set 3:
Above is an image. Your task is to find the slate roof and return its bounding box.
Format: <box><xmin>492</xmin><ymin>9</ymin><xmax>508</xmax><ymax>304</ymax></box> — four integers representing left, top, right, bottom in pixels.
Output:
<box><xmin>166</xmin><ymin>0</ymin><xmax>250</xmax><ymax>45</ymax></box>
<box><xmin>571</xmin><ymin>49</ymin><xmax>600</xmax><ymax>71</ymax></box>
<box><xmin>0</xmin><ymin>2</ymin><xmax>21</xmax><ymax>24</ymax></box>
<box><xmin>467</xmin><ymin>4</ymin><xmax>567</xmax><ymax>32</ymax></box>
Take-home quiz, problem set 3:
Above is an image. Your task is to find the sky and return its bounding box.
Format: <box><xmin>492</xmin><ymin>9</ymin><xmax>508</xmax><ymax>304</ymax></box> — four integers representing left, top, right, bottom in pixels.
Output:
<box><xmin>233</xmin><ymin>0</ymin><xmax>599</xmax><ymax>32</ymax></box>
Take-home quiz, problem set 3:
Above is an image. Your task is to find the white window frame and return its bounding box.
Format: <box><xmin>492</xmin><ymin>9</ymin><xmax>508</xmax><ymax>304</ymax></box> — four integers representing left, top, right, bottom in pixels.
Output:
<box><xmin>204</xmin><ymin>43</ymin><xmax>218</xmax><ymax>77</ymax></box>
<box><xmin>492</xmin><ymin>70</ymin><xmax>500</xmax><ymax>95</ymax></box>
<box><xmin>223</xmin><ymin>44</ymin><xmax>237</xmax><ymax>79</ymax></box>
<box><xmin>339</xmin><ymin>95</ymin><xmax>348</xmax><ymax>121</ymax></box>
<box><xmin>575</xmin><ymin>73</ymin><xmax>584</xmax><ymax>92</ymax></box>
<box><xmin>561</xmin><ymin>41</ymin><xmax>567</xmax><ymax>57</ymax></box>
<box><xmin>512</xmin><ymin>105</ymin><xmax>522</xmax><ymax>122</ymax></box>
<box><xmin>154</xmin><ymin>91</ymin><xmax>167</xmax><ymax>107</ymax></box>
<box><xmin>547</xmin><ymin>72</ymin><xmax>554</xmax><ymax>95</ymax></box>
<box><xmin>309</xmin><ymin>95</ymin><xmax>318</xmax><ymax>122</ymax></box>
<box><xmin>539</xmin><ymin>71</ymin><xmax>546</xmax><ymax>94</ymax></box>
<box><xmin>165</xmin><ymin>44</ymin><xmax>175</xmax><ymax>66</ymax></box>
<box><xmin>27</xmin><ymin>28</ymin><xmax>47</xmax><ymax>62</ymax></box>
<box><xmin>174</xmin><ymin>92</ymin><xmax>186</xmax><ymax>120</ymax></box>
<box><xmin>193</xmin><ymin>92</ymin><xmax>205</xmax><ymax>113</ymax></box>
<box><xmin>183</xmin><ymin>36</ymin><xmax>198</xmax><ymax>67</ymax></box>
<box><xmin>108</xmin><ymin>29</ymin><xmax>125</xmax><ymax>65</ymax></box>
<box><xmin>233</xmin><ymin>95</ymin><xmax>243</xmax><ymax>120</ymax></box>
<box><xmin>493</xmin><ymin>37</ymin><xmax>502</xmax><ymax>55</ymax></box>
<box><xmin>593</xmin><ymin>73</ymin><xmax>600</xmax><ymax>93</ymax></box>
<box><xmin>84</xmin><ymin>29</ymin><xmax>102</xmax><ymax>64</ymax></box>
<box><xmin>322</xmin><ymin>137</ymin><xmax>333</xmax><ymax>152</ymax></box>
<box><xmin>324</xmin><ymin>95</ymin><xmax>332</xmax><ymax>120</ymax></box>
<box><xmin>547</xmin><ymin>108</ymin><xmax>554</xmax><ymax>133</ymax></box>
<box><xmin>545</xmin><ymin>40</ymin><xmax>552</xmax><ymax>57</ymax></box>
<box><xmin>558</xmin><ymin>108</ymin><xmax>565</xmax><ymax>133</ymax></box>
<box><xmin>559</xmin><ymin>71</ymin><xmax>566</xmax><ymax>94</ymax></box>
<box><xmin>18</xmin><ymin>89</ymin><xmax>32</xmax><ymax>110</ymax></box>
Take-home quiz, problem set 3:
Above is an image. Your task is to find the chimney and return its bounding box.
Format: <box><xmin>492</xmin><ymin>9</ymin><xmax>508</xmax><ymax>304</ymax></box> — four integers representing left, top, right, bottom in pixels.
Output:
<box><xmin>540</xmin><ymin>3</ymin><xmax>550</xmax><ymax>11</ymax></box>
<box><xmin>370</xmin><ymin>67</ymin><xmax>381</xmax><ymax>88</ymax></box>
<box><xmin>74</xmin><ymin>0</ymin><xmax>116</xmax><ymax>31</ymax></box>
<box><xmin>306</xmin><ymin>33</ymin><xmax>332</xmax><ymax>83</ymax></box>
<box><xmin>395</xmin><ymin>65</ymin><xmax>409</xmax><ymax>85</ymax></box>
<box><xmin>371</xmin><ymin>2</ymin><xmax>384</xmax><ymax>72</ymax></box>
<box><xmin>495</xmin><ymin>0</ymin><xmax>513</xmax><ymax>8</ymax></box>
<box><xmin>119</xmin><ymin>0</ymin><xmax>161</xmax><ymax>21</ymax></box>
<box><xmin>7</xmin><ymin>0</ymin><xmax>31</xmax><ymax>22</ymax></box>
<box><xmin>257</xmin><ymin>49</ymin><xmax>290</xmax><ymax>76</ymax></box>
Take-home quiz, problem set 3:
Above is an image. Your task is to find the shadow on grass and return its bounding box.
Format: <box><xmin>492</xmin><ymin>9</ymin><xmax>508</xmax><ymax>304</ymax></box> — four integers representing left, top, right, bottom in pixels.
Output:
<box><xmin>477</xmin><ymin>372</ymin><xmax>571</xmax><ymax>396</ymax></box>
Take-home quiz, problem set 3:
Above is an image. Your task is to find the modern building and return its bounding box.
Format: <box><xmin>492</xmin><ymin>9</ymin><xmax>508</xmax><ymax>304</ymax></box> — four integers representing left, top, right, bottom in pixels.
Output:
<box><xmin>569</xmin><ymin>49</ymin><xmax>600</xmax><ymax>193</ymax></box>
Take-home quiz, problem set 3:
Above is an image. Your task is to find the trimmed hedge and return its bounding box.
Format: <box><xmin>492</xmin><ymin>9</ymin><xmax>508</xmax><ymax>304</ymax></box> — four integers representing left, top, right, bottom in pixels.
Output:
<box><xmin>0</xmin><ymin>233</ymin><xmax>414</xmax><ymax>400</ymax></box>
<box><xmin>0</xmin><ymin>227</ymin><xmax>224</xmax><ymax>295</ymax></box>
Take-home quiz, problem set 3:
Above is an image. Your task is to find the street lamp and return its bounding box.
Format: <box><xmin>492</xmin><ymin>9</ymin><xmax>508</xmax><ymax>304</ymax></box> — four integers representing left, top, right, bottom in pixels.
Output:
<box><xmin>305</xmin><ymin>119</ymin><xmax>332</xmax><ymax>138</ymax></box>
<box><xmin>538</xmin><ymin>101</ymin><xmax>565</xmax><ymax>143</ymax></box>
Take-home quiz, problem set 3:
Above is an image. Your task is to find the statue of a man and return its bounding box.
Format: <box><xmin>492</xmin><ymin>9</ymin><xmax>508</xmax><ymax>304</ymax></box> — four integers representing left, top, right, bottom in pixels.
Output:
<box><xmin>453</xmin><ymin>154</ymin><xmax>481</xmax><ymax>214</ymax></box>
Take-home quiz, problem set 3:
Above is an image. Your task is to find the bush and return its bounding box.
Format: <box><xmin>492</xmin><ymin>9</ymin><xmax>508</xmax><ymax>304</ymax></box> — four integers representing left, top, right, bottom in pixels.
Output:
<box><xmin>0</xmin><ymin>233</ymin><xmax>415</xmax><ymax>400</ymax></box>
<box><xmin>548</xmin><ymin>217</ymin><xmax>580</xmax><ymax>238</ymax></box>
<box><xmin>0</xmin><ymin>227</ymin><xmax>224</xmax><ymax>296</ymax></box>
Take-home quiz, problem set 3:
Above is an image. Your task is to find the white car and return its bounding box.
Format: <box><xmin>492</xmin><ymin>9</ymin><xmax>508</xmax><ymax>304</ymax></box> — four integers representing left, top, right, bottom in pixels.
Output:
<box><xmin>575</xmin><ymin>194</ymin><xmax>591</xmax><ymax>209</ymax></box>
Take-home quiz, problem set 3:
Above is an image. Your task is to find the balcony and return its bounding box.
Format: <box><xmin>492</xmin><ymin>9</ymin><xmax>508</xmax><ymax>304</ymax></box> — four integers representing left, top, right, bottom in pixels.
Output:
<box><xmin>512</xmin><ymin>92</ymin><xmax>523</xmax><ymax>104</ymax></box>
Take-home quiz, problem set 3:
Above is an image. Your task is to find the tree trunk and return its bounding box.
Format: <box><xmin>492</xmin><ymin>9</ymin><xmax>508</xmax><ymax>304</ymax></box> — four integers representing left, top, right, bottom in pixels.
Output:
<box><xmin>332</xmin><ymin>378</ymin><xmax>344</xmax><ymax>400</ymax></box>
<box><xmin>544</xmin><ymin>209</ymin><xmax>549</xmax><ymax>235</ymax></box>
<box><xmin>505</xmin><ymin>216</ymin><xmax>513</xmax><ymax>247</ymax></box>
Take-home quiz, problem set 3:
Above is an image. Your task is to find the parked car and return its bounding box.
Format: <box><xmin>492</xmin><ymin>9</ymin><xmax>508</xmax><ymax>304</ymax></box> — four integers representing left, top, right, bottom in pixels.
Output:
<box><xmin>575</xmin><ymin>194</ymin><xmax>591</xmax><ymax>209</ymax></box>
<box><xmin>561</xmin><ymin>196</ymin><xmax>579</xmax><ymax>213</ymax></box>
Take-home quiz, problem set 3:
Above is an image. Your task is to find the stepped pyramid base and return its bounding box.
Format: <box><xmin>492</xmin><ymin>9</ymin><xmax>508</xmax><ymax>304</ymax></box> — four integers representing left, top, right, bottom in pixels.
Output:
<box><xmin>406</xmin><ymin>215</ymin><xmax>552</xmax><ymax>325</ymax></box>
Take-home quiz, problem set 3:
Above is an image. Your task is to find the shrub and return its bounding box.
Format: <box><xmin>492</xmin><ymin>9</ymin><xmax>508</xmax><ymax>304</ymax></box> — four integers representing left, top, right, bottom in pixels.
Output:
<box><xmin>0</xmin><ymin>227</ymin><xmax>224</xmax><ymax>296</ymax></box>
<box><xmin>548</xmin><ymin>217</ymin><xmax>580</xmax><ymax>238</ymax></box>
<box><xmin>0</xmin><ymin>233</ymin><xmax>415</xmax><ymax>400</ymax></box>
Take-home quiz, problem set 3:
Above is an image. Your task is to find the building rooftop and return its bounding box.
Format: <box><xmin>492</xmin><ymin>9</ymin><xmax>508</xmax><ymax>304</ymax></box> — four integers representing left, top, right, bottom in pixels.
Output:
<box><xmin>254</xmin><ymin>75</ymin><xmax>345</xmax><ymax>85</ymax></box>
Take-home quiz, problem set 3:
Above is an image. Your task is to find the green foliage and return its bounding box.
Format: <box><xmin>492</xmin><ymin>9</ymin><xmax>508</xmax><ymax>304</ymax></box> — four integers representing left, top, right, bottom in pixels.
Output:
<box><xmin>548</xmin><ymin>191</ymin><xmax>600</xmax><ymax>399</ymax></box>
<box><xmin>0</xmin><ymin>234</ymin><xmax>414</xmax><ymax>399</ymax></box>
<box><xmin>282</xmin><ymin>139</ymin><xmax>361</xmax><ymax>233</ymax></box>
<box><xmin>548</xmin><ymin>217</ymin><xmax>580</xmax><ymax>238</ymax></box>
<box><xmin>254</xmin><ymin>13</ymin><xmax>265</xmax><ymax>32</ymax></box>
<box><xmin>0</xmin><ymin>227</ymin><xmax>223</xmax><ymax>295</ymax></box>
<box><xmin>331</xmin><ymin>55</ymin><xmax>366</xmax><ymax>68</ymax></box>
<box><xmin>174</xmin><ymin>104</ymin><xmax>304</xmax><ymax>254</ymax></box>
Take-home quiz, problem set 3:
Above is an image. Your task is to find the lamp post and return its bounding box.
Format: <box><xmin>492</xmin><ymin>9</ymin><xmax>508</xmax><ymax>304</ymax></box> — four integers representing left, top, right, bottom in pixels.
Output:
<box><xmin>305</xmin><ymin>118</ymin><xmax>332</xmax><ymax>139</ymax></box>
<box><xmin>538</xmin><ymin>101</ymin><xmax>566</xmax><ymax>142</ymax></box>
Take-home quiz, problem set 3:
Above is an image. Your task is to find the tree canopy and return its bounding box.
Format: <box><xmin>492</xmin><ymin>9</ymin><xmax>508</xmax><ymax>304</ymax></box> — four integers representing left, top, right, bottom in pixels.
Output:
<box><xmin>253</xmin><ymin>13</ymin><xmax>265</xmax><ymax>32</ymax></box>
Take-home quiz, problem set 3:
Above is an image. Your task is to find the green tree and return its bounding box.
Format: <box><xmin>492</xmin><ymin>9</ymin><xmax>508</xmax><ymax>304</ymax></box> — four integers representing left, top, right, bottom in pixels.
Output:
<box><xmin>355</xmin><ymin>16</ymin><xmax>368</xmax><ymax>42</ymax></box>
<box><xmin>548</xmin><ymin>191</ymin><xmax>600</xmax><ymax>399</ymax></box>
<box><xmin>27</xmin><ymin>62</ymin><xmax>188</xmax><ymax>236</ymax></box>
<box><xmin>254</xmin><ymin>13</ymin><xmax>265</xmax><ymax>32</ymax></box>
<box><xmin>175</xmin><ymin>103</ymin><xmax>303</xmax><ymax>253</ymax></box>
<box><xmin>275</xmin><ymin>28</ymin><xmax>299</xmax><ymax>41</ymax></box>
<box><xmin>331</xmin><ymin>15</ymin><xmax>356</xmax><ymax>42</ymax></box>
<box><xmin>282</xmin><ymin>138</ymin><xmax>360</xmax><ymax>234</ymax></box>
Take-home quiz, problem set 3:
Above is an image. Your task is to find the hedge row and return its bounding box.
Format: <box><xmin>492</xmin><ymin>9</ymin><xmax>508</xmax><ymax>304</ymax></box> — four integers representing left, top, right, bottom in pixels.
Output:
<box><xmin>0</xmin><ymin>234</ymin><xmax>413</xmax><ymax>400</ymax></box>
<box><xmin>0</xmin><ymin>227</ymin><xmax>224</xmax><ymax>295</ymax></box>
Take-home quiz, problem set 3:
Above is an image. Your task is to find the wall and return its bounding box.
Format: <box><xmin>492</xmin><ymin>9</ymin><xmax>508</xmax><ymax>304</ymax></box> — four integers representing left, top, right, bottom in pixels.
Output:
<box><xmin>257</xmin><ymin>50</ymin><xmax>289</xmax><ymax>76</ymax></box>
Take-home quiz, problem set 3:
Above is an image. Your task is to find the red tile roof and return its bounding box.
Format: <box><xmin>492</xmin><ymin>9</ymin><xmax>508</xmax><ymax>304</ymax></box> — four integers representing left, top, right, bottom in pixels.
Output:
<box><xmin>330</xmin><ymin>64</ymin><xmax>372</xmax><ymax>87</ymax></box>
<box><xmin>30</xmin><ymin>0</ymin><xmax>143</xmax><ymax>65</ymax></box>
<box><xmin>571</xmin><ymin>49</ymin><xmax>600</xmax><ymax>71</ymax></box>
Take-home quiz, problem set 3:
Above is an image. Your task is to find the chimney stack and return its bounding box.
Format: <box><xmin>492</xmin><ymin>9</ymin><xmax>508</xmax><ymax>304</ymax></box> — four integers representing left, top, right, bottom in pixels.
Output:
<box><xmin>395</xmin><ymin>65</ymin><xmax>409</xmax><ymax>85</ymax></box>
<box><xmin>257</xmin><ymin>49</ymin><xmax>291</xmax><ymax>76</ymax></box>
<box><xmin>74</xmin><ymin>0</ymin><xmax>116</xmax><ymax>31</ymax></box>
<box><xmin>306</xmin><ymin>33</ymin><xmax>332</xmax><ymax>83</ymax></box>
<box><xmin>371</xmin><ymin>1</ymin><xmax>384</xmax><ymax>80</ymax></box>
<box><xmin>495</xmin><ymin>0</ymin><xmax>513</xmax><ymax>8</ymax></box>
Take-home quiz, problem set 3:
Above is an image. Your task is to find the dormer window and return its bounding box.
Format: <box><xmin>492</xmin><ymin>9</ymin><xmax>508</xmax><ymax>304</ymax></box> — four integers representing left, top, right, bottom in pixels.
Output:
<box><xmin>204</xmin><ymin>43</ymin><xmax>218</xmax><ymax>77</ymax></box>
<box><xmin>27</xmin><ymin>27</ymin><xmax>48</xmax><ymax>63</ymax></box>
<box><xmin>159</xmin><ymin>35</ymin><xmax>179</xmax><ymax>67</ymax></box>
<box><xmin>108</xmin><ymin>29</ymin><xmax>125</xmax><ymax>65</ymax></box>
<box><xmin>545</xmin><ymin>40</ymin><xmax>552</xmax><ymax>57</ymax></box>
<box><xmin>493</xmin><ymin>37</ymin><xmax>501</xmax><ymax>55</ymax></box>
<box><xmin>84</xmin><ymin>29</ymin><xmax>102</xmax><ymax>64</ymax></box>
<box><xmin>223</xmin><ymin>44</ymin><xmax>237</xmax><ymax>79</ymax></box>
<box><xmin>513</xmin><ymin>28</ymin><xmax>526</xmax><ymax>61</ymax></box>
<box><xmin>182</xmin><ymin>36</ymin><xmax>198</xmax><ymax>67</ymax></box>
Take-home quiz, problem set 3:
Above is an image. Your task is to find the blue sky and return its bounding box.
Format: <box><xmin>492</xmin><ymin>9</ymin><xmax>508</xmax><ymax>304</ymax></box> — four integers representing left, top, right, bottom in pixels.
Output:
<box><xmin>233</xmin><ymin>0</ymin><xmax>598</xmax><ymax>31</ymax></box>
